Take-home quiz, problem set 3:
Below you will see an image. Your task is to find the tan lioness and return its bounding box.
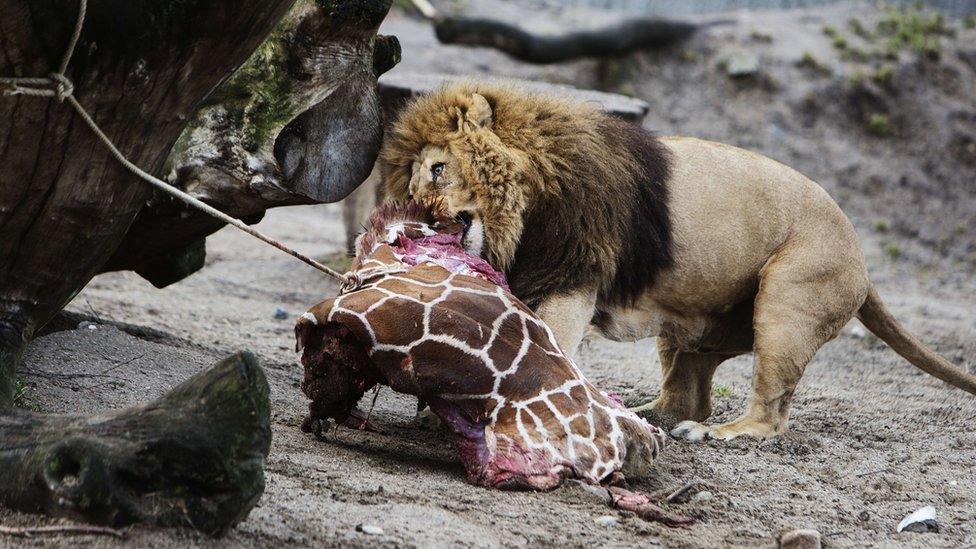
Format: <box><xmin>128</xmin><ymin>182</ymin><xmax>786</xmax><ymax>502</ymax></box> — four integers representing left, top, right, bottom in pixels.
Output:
<box><xmin>378</xmin><ymin>84</ymin><xmax>976</xmax><ymax>442</ymax></box>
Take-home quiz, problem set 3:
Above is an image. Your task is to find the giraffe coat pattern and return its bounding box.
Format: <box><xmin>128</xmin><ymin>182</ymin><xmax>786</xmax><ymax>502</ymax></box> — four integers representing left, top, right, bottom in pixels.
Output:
<box><xmin>296</xmin><ymin>202</ymin><xmax>668</xmax><ymax>490</ymax></box>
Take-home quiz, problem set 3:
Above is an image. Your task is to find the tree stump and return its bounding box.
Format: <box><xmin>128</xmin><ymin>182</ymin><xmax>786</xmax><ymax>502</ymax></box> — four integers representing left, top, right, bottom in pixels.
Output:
<box><xmin>104</xmin><ymin>0</ymin><xmax>400</xmax><ymax>287</ymax></box>
<box><xmin>0</xmin><ymin>351</ymin><xmax>272</xmax><ymax>535</ymax></box>
<box><xmin>0</xmin><ymin>0</ymin><xmax>297</xmax><ymax>404</ymax></box>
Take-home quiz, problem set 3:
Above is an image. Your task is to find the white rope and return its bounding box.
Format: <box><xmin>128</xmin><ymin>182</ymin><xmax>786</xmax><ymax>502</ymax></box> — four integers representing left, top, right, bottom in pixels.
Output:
<box><xmin>0</xmin><ymin>0</ymin><xmax>359</xmax><ymax>292</ymax></box>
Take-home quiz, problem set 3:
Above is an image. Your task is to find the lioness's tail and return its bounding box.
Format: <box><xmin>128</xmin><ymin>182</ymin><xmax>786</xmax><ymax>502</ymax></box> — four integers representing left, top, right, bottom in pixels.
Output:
<box><xmin>857</xmin><ymin>286</ymin><xmax>976</xmax><ymax>394</ymax></box>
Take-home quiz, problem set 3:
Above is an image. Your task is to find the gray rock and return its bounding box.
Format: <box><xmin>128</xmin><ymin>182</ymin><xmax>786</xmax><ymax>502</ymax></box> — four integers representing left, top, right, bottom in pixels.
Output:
<box><xmin>725</xmin><ymin>51</ymin><xmax>760</xmax><ymax>77</ymax></box>
<box><xmin>274</xmin><ymin>308</ymin><xmax>288</xmax><ymax>320</ymax></box>
<box><xmin>779</xmin><ymin>529</ymin><xmax>822</xmax><ymax>549</ymax></box>
<box><xmin>356</xmin><ymin>524</ymin><xmax>384</xmax><ymax>535</ymax></box>
<box><xmin>594</xmin><ymin>515</ymin><xmax>619</xmax><ymax>527</ymax></box>
<box><xmin>691</xmin><ymin>490</ymin><xmax>714</xmax><ymax>502</ymax></box>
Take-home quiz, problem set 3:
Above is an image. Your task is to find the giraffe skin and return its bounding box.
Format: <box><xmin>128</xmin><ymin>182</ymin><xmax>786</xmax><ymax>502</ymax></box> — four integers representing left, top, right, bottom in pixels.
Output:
<box><xmin>296</xmin><ymin>202</ymin><xmax>689</xmax><ymax>524</ymax></box>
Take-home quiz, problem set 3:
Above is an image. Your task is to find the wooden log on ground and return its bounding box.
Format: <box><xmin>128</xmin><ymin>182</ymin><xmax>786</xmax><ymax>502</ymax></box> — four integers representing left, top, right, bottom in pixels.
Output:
<box><xmin>0</xmin><ymin>351</ymin><xmax>272</xmax><ymax>535</ymax></box>
<box><xmin>104</xmin><ymin>0</ymin><xmax>401</xmax><ymax>286</ymax></box>
<box><xmin>0</xmin><ymin>0</ymin><xmax>296</xmax><ymax>404</ymax></box>
<box><xmin>434</xmin><ymin>16</ymin><xmax>696</xmax><ymax>64</ymax></box>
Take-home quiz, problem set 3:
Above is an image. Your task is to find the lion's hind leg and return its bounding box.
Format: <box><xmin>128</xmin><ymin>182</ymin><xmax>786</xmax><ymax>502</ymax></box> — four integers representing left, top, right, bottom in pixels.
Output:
<box><xmin>671</xmin><ymin>237</ymin><xmax>867</xmax><ymax>442</ymax></box>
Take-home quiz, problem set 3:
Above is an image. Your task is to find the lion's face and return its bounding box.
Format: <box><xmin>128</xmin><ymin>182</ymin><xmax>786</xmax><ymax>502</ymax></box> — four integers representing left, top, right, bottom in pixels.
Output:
<box><xmin>382</xmin><ymin>90</ymin><xmax>533</xmax><ymax>270</ymax></box>
<box><xmin>408</xmin><ymin>145</ymin><xmax>486</xmax><ymax>257</ymax></box>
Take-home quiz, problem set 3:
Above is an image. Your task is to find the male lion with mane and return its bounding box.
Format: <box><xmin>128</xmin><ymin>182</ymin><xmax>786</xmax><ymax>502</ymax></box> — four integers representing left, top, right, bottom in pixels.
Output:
<box><xmin>378</xmin><ymin>83</ymin><xmax>976</xmax><ymax>442</ymax></box>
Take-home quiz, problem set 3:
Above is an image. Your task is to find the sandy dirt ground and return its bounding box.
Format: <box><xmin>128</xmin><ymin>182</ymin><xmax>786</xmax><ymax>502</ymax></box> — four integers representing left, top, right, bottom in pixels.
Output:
<box><xmin>3</xmin><ymin>2</ymin><xmax>976</xmax><ymax>547</ymax></box>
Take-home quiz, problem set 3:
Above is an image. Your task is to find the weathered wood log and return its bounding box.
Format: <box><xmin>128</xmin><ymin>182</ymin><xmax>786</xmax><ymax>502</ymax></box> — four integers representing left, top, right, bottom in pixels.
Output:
<box><xmin>104</xmin><ymin>0</ymin><xmax>400</xmax><ymax>285</ymax></box>
<box><xmin>434</xmin><ymin>16</ymin><xmax>697</xmax><ymax>64</ymax></box>
<box><xmin>0</xmin><ymin>351</ymin><xmax>272</xmax><ymax>535</ymax></box>
<box><xmin>0</xmin><ymin>0</ymin><xmax>297</xmax><ymax>404</ymax></box>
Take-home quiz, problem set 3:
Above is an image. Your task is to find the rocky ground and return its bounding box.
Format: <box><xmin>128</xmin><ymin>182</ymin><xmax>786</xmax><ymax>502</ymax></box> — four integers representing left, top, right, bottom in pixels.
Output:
<box><xmin>3</xmin><ymin>1</ymin><xmax>975</xmax><ymax>547</ymax></box>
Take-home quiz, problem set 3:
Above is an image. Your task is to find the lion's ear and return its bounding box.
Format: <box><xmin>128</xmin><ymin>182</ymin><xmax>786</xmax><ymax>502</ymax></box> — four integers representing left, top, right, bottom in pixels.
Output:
<box><xmin>465</xmin><ymin>93</ymin><xmax>493</xmax><ymax>129</ymax></box>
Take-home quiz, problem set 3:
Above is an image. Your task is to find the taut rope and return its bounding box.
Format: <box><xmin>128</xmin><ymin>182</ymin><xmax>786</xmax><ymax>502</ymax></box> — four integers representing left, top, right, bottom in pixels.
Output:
<box><xmin>0</xmin><ymin>0</ymin><xmax>359</xmax><ymax>292</ymax></box>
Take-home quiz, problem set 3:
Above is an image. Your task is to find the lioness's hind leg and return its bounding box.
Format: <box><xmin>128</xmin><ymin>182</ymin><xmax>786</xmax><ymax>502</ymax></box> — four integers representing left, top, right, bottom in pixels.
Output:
<box><xmin>633</xmin><ymin>337</ymin><xmax>737</xmax><ymax>429</ymax></box>
<box><xmin>673</xmin><ymin>241</ymin><xmax>866</xmax><ymax>442</ymax></box>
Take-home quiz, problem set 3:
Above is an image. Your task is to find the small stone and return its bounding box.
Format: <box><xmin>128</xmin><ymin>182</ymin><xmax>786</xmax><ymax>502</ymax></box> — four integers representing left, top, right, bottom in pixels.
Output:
<box><xmin>858</xmin><ymin>510</ymin><xmax>870</xmax><ymax>522</ymax></box>
<box><xmin>356</xmin><ymin>524</ymin><xmax>384</xmax><ymax>535</ymax></box>
<box><xmin>691</xmin><ymin>490</ymin><xmax>714</xmax><ymax>502</ymax></box>
<box><xmin>594</xmin><ymin>515</ymin><xmax>618</xmax><ymax>527</ymax></box>
<box><xmin>724</xmin><ymin>51</ymin><xmax>760</xmax><ymax>77</ymax></box>
<box><xmin>897</xmin><ymin>506</ymin><xmax>939</xmax><ymax>533</ymax></box>
<box><xmin>274</xmin><ymin>308</ymin><xmax>288</xmax><ymax>320</ymax></box>
<box><xmin>849</xmin><ymin>324</ymin><xmax>868</xmax><ymax>339</ymax></box>
<box><xmin>779</xmin><ymin>529</ymin><xmax>822</xmax><ymax>549</ymax></box>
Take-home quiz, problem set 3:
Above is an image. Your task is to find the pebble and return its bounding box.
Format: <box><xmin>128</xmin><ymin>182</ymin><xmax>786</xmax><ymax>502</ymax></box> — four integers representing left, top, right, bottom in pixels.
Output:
<box><xmin>724</xmin><ymin>51</ymin><xmax>759</xmax><ymax>77</ymax></box>
<box><xmin>274</xmin><ymin>308</ymin><xmax>289</xmax><ymax>320</ymax></box>
<box><xmin>594</xmin><ymin>515</ymin><xmax>618</xmax><ymax>527</ymax></box>
<box><xmin>691</xmin><ymin>490</ymin><xmax>714</xmax><ymax>502</ymax></box>
<box><xmin>356</xmin><ymin>524</ymin><xmax>384</xmax><ymax>535</ymax></box>
<box><xmin>779</xmin><ymin>529</ymin><xmax>822</xmax><ymax>549</ymax></box>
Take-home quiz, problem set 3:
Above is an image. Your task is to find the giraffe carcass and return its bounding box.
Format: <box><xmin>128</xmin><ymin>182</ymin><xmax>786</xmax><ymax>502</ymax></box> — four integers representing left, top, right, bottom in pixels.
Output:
<box><xmin>296</xmin><ymin>201</ymin><xmax>689</xmax><ymax>525</ymax></box>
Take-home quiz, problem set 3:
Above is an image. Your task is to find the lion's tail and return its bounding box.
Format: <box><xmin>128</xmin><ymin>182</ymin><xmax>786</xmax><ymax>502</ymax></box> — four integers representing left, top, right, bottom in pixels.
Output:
<box><xmin>857</xmin><ymin>286</ymin><xmax>976</xmax><ymax>394</ymax></box>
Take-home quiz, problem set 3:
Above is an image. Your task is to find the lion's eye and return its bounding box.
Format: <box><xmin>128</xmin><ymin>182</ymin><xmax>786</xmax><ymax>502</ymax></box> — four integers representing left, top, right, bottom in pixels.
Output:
<box><xmin>431</xmin><ymin>163</ymin><xmax>445</xmax><ymax>178</ymax></box>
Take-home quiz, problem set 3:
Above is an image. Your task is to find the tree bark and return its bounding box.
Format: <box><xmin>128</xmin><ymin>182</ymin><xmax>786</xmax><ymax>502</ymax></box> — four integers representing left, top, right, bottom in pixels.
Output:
<box><xmin>0</xmin><ymin>0</ymin><xmax>296</xmax><ymax>404</ymax></box>
<box><xmin>103</xmin><ymin>0</ymin><xmax>400</xmax><ymax>287</ymax></box>
<box><xmin>0</xmin><ymin>351</ymin><xmax>272</xmax><ymax>536</ymax></box>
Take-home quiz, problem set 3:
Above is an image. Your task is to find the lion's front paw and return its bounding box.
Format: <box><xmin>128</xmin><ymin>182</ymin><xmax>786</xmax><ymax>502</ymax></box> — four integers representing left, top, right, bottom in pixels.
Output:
<box><xmin>669</xmin><ymin>420</ymin><xmax>713</xmax><ymax>442</ymax></box>
<box><xmin>670</xmin><ymin>418</ymin><xmax>779</xmax><ymax>442</ymax></box>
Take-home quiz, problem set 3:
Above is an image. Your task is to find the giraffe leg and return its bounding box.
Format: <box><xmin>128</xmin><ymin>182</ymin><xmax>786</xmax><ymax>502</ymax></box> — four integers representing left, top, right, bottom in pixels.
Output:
<box><xmin>535</xmin><ymin>289</ymin><xmax>597</xmax><ymax>357</ymax></box>
<box><xmin>672</xmin><ymin>240</ymin><xmax>866</xmax><ymax>442</ymax></box>
<box><xmin>632</xmin><ymin>336</ymin><xmax>738</xmax><ymax>430</ymax></box>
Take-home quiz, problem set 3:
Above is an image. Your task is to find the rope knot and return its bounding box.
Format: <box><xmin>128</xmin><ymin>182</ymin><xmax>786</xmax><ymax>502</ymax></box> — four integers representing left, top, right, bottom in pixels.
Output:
<box><xmin>48</xmin><ymin>72</ymin><xmax>74</xmax><ymax>102</ymax></box>
<box><xmin>339</xmin><ymin>273</ymin><xmax>362</xmax><ymax>295</ymax></box>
